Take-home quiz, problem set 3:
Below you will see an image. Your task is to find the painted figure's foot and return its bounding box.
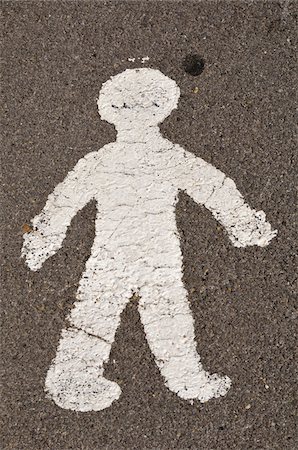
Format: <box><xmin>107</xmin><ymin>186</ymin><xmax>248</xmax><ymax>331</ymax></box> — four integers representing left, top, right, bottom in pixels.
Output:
<box><xmin>190</xmin><ymin>373</ymin><xmax>231</xmax><ymax>403</ymax></box>
<box><xmin>166</xmin><ymin>369</ymin><xmax>231</xmax><ymax>403</ymax></box>
<box><xmin>45</xmin><ymin>368</ymin><xmax>121</xmax><ymax>412</ymax></box>
<box><xmin>45</xmin><ymin>327</ymin><xmax>121</xmax><ymax>411</ymax></box>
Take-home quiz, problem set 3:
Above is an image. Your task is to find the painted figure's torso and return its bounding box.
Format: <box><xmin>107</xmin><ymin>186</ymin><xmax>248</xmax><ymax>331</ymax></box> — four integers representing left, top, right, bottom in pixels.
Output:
<box><xmin>85</xmin><ymin>137</ymin><xmax>184</xmax><ymax>283</ymax></box>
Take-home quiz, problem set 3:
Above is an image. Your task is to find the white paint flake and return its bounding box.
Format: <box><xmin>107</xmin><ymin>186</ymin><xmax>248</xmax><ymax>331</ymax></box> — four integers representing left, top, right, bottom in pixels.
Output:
<box><xmin>141</xmin><ymin>56</ymin><xmax>150</xmax><ymax>63</ymax></box>
<box><xmin>22</xmin><ymin>68</ymin><xmax>277</xmax><ymax>412</ymax></box>
<box><xmin>127</xmin><ymin>56</ymin><xmax>149</xmax><ymax>64</ymax></box>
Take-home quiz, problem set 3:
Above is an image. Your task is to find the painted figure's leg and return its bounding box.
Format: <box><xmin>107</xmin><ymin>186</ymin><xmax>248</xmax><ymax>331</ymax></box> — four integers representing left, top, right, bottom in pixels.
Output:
<box><xmin>45</xmin><ymin>269</ymin><xmax>131</xmax><ymax>412</ymax></box>
<box><xmin>139</xmin><ymin>278</ymin><xmax>231</xmax><ymax>403</ymax></box>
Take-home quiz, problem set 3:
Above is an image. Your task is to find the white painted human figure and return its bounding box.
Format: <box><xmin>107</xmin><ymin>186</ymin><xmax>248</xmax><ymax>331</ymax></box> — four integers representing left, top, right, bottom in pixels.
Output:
<box><xmin>22</xmin><ymin>68</ymin><xmax>277</xmax><ymax>412</ymax></box>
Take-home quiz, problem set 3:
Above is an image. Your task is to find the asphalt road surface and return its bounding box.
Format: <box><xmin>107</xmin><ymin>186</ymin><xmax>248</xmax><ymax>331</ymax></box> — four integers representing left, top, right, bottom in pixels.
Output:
<box><xmin>2</xmin><ymin>1</ymin><xmax>297</xmax><ymax>449</ymax></box>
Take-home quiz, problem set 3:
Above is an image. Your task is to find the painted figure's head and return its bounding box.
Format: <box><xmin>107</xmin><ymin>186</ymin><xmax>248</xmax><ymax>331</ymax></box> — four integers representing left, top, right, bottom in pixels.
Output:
<box><xmin>97</xmin><ymin>68</ymin><xmax>180</xmax><ymax>129</ymax></box>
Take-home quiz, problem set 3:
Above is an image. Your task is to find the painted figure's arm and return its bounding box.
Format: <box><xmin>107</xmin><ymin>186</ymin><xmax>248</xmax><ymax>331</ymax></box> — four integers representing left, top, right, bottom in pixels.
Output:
<box><xmin>22</xmin><ymin>152</ymin><xmax>98</xmax><ymax>271</ymax></box>
<box><xmin>176</xmin><ymin>148</ymin><xmax>277</xmax><ymax>247</ymax></box>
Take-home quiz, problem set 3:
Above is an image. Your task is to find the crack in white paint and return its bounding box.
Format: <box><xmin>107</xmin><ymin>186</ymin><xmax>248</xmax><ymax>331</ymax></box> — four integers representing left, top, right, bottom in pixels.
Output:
<box><xmin>22</xmin><ymin>68</ymin><xmax>277</xmax><ymax>412</ymax></box>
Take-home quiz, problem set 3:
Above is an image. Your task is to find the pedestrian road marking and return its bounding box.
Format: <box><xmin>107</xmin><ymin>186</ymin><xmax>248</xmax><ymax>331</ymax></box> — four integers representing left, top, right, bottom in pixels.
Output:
<box><xmin>22</xmin><ymin>68</ymin><xmax>277</xmax><ymax>412</ymax></box>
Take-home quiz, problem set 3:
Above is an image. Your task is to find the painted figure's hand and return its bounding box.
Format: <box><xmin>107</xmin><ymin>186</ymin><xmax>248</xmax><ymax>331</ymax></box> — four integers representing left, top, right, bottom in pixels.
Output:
<box><xmin>230</xmin><ymin>210</ymin><xmax>277</xmax><ymax>248</ymax></box>
<box><xmin>22</xmin><ymin>230</ymin><xmax>53</xmax><ymax>271</ymax></box>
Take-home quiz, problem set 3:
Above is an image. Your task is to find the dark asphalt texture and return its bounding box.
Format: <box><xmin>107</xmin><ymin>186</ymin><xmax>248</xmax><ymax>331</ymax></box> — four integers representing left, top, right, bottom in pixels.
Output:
<box><xmin>2</xmin><ymin>1</ymin><xmax>297</xmax><ymax>449</ymax></box>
